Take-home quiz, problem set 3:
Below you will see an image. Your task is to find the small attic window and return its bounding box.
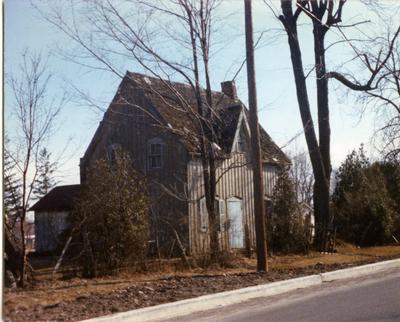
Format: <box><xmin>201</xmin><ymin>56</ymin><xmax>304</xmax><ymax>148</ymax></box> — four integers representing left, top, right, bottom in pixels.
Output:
<box><xmin>237</xmin><ymin>130</ymin><xmax>247</xmax><ymax>153</ymax></box>
<box><xmin>148</xmin><ymin>138</ymin><xmax>164</xmax><ymax>169</ymax></box>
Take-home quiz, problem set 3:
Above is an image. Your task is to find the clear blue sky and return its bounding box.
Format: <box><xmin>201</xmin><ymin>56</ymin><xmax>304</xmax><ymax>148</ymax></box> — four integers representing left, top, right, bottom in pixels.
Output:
<box><xmin>5</xmin><ymin>0</ymin><xmax>396</xmax><ymax>185</ymax></box>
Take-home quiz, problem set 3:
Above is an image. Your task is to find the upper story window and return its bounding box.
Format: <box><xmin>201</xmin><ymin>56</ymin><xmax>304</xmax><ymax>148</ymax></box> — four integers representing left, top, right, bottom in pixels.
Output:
<box><xmin>136</xmin><ymin>107</ymin><xmax>145</xmax><ymax>123</ymax></box>
<box><xmin>236</xmin><ymin>129</ymin><xmax>247</xmax><ymax>153</ymax></box>
<box><xmin>148</xmin><ymin>138</ymin><xmax>164</xmax><ymax>169</ymax></box>
<box><xmin>107</xmin><ymin>143</ymin><xmax>121</xmax><ymax>164</ymax></box>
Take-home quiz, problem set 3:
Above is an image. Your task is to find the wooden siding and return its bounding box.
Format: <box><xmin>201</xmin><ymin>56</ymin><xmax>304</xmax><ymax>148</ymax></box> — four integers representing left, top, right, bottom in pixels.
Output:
<box><xmin>187</xmin><ymin>154</ymin><xmax>280</xmax><ymax>254</ymax></box>
<box><xmin>263</xmin><ymin>164</ymin><xmax>280</xmax><ymax>197</ymax></box>
<box><xmin>35</xmin><ymin>211</ymin><xmax>68</xmax><ymax>253</ymax></box>
<box><xmin>80</xmin><ymin>87</ymin><xmax>189</xmax><ymax>256</ymax></box>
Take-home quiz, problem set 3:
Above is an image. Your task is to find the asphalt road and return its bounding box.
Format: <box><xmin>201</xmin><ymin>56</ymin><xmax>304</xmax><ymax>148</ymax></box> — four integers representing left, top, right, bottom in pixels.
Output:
<box><xmin>168</xmin><ymin>268</ymin><xmax>400</xmax><ymax>322</ymax></box>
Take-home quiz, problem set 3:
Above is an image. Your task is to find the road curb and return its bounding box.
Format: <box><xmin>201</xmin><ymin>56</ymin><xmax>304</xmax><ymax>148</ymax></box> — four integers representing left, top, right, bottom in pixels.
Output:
<box><xmin>81</xmin><ymin>258</ymin><xmax>400</xmax><ymax>322</ymax></box>
<box><xmin>320</xmin><ymin>258</ymin><xmax>400</xmax><ymax>282</ymax></box>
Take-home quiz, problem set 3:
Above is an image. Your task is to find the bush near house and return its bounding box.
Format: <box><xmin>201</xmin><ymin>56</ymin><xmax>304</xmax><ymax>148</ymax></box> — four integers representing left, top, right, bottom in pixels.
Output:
<box><xmin>378</xmin><ymin>160</ymin><xmax>400</xmax><ymax>238</ymax></box>
<box><xmin>332</xmin><ymin>147</ymin><xmax>398</xmax><ymax>246</ymax></box>
<box><xmin>71</xmin><ymin>151</ymin><xmax>150</xmax><ymax>277</ymax></box>
<box><xmin>267</xmin><ymin>170</ymin><xmax>311</xmax><ymax>255</ymax></box>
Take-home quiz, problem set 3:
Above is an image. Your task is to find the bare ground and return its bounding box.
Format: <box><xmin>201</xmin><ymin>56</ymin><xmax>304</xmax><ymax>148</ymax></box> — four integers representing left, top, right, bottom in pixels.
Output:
<box><xmin>4</xmin><ymin>243</ymin><xmax>400</xmax><ymax>322</ymax></box>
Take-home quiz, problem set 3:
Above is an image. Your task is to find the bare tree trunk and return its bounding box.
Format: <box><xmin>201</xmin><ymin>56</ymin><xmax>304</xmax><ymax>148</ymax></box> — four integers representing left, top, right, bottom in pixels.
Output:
<box><xmin>312</xmin><ymin>19</ymin><xmax>332</xmax><ymax>252</ymax></box>
<box><xmin>186</xmin><ymin>3</ymin><xmax>220</xmax><ymax>261</ymax></box>
<box><xmin>244</xmin><ymin>0</ymin><xmax>267</xmax><ymax>271</ymax></box>
<box><xmin>18</xmin><ymin>219</ymin><xmax>26</xmax><ymax>287</ymax></box>
<box><xmin>5</xmin><ymin>228</ymin><xmax>23</xmax><ymax>283</ymax></box>
<box><xmin>208</xmin><ymin>154</ymin><xmax>220</xmax><ymax>261</ymax></box>
<box><xmin>279</xmin><ymin>2</ymin><xmax>329</xmax><ymax>251</ymax></box>
<box><xmin>19</xmin><ymin>167</ymin><xmax>29</xmax><ymax>288</ymax></box>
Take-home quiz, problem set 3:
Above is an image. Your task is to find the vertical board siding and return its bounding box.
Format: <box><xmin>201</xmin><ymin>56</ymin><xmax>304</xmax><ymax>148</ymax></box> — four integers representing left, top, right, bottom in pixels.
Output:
<box><xmin>187</xmin><ymin>155</ymin><xmax>280</xmax><ymax>254</ymax></box>
<box><xmin>263</xmin><ymin>164</ymin><xmax>280</xmax><ymax>196</ymax></box>
<box><xmin>35</xmin><ymin>211</ymin><xmax>68</xmax><ymax>253</ymax></box>
<box><xmin>86</xmin><ymin>99</ymin><xmax>190</xmax><ymax>255</ymax></box>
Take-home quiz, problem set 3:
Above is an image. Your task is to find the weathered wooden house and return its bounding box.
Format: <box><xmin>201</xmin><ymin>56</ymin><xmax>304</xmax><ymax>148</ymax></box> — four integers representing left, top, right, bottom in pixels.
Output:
<box><xmin>79</xmin><ymin>72</ymin><xmax>289</xmax><ymax>255</ymax></box>
<box><xmin>30</xmin><ymin>185</ymin><xmax>81</xmax><ymax>253</ymax></box>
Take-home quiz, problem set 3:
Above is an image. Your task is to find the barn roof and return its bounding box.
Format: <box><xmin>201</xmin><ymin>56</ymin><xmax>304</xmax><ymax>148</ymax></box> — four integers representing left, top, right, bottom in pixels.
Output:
<box><xmin>82</xmin><ymin>71</ymin><xmax>289</xmax><ymax>165</ymax></box>
<box><xmin>30</xmin><ymin>185</ymin><xmax>81</xmax><ymax>212</ymax></box>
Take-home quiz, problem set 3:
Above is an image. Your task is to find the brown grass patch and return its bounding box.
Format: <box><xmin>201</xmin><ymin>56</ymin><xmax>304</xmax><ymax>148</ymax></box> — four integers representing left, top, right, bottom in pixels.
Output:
<box><xmin>4</xmin><ymin>243</ymin><xmax>400</xmax><ymax>322</ymax></box>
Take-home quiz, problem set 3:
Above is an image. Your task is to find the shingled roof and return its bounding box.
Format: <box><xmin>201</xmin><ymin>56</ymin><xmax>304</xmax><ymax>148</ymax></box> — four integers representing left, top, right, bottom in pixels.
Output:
<box><xmin>30</xmin><ymin>185</ymin><xmax>81</xmax><ymax>212</ymax></box>
<box><xmin>83</xmin><ymin>71</ymin><xmax>289</xmax><ymax>165</ymax></box>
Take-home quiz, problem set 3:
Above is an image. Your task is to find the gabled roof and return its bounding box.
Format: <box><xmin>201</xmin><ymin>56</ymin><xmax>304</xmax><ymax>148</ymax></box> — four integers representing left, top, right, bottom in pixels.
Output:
<box><xmin>30</xmin><ymin>185</ymin><xmax>81</xmax><ymax>212</ymax></box>
<box><xmin>82</xmin><ymin>71</ymin><xmax>289</xmax><ymax>165</ymax></box>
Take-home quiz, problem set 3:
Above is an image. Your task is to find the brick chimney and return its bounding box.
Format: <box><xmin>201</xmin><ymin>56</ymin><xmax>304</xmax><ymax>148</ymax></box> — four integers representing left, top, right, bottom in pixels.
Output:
<box><xmin>221</xmin><ymin>80</ymin><xmax>237</xmax><ymax>99</ymax></box>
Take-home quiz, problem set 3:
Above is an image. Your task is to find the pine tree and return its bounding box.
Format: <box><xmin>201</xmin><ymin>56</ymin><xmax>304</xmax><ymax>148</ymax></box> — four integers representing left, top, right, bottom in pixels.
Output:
<box><xmin>267</xmin><ymin>170</ymin><xmax>310</xmax><ymax>254</ymax></box>
<box><xmin>33</xmin><ymin>148</ymin><xmax>57</xmax><ymax>199</ymax></box>
<box><xmin>333</xmin><ymin>146</ymin><xmax>395</xmax><ymax>246</ymax></box>
<box><xmin>4</xmin><ymin>150</ymin><xmax>22</xmax><ymax>227</ymax></box>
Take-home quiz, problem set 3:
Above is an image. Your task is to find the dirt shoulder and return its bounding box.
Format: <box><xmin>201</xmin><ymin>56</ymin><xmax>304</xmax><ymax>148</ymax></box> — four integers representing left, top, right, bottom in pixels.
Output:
<box><xmin>4</xmin><ymin>244</ymin><xmax>400</xmax><ymax>322</ymax></box>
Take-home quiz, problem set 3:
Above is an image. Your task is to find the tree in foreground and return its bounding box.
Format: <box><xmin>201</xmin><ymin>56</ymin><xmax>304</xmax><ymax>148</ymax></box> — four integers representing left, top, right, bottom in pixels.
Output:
<box><xmin>275</xmin><ymin>0</ymin><xmax>346</xmax><ymax>251</ymax></box>
<box><xmin>267</xmin><ymin>170</ymin><xmax>310</xmax><ymax>254</ymax></box>
<box><xmin>6</xmin><ymin>50</ymin><xmax>65</xmax><ymax>287</ymax></box>
<box><xmin>332</xmin><ymin>146</ymin><xmax>395</xmax><ymax>246</ymax></box>
<box><xmin>72</xmin><ymin>151</ymin><xmax>150</xmax><ymax>277</ymax></box>
<box><xmin>274</xmin><ymin>0</ymin><xmax>399</xmax><ymax>252</ymax></box>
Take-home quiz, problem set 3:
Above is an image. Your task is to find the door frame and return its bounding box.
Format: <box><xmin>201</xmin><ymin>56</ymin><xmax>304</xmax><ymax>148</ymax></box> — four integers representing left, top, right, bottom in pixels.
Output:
<box><xmin>227</xmin><ymin>196</ymin><xmax>244</xmax><ymax>249</ymax></box>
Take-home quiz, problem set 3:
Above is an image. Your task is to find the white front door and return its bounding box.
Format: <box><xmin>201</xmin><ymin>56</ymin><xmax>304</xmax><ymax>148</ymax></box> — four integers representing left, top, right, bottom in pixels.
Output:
<box><xmin>228</xmin><ymin>197</ymin><xmax>244</xmax><ymax>248</ymax></box>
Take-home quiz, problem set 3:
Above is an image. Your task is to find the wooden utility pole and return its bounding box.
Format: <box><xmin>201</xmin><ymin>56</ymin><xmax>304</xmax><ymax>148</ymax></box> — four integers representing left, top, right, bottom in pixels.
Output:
<box><xmin>244</xmin><ymin>0</ymin><xmax>267</xmax><ymax>272</ymax></box>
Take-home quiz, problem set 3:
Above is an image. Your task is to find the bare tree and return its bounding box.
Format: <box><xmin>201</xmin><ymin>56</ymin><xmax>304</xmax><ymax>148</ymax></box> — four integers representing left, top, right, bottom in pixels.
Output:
<box><xmin>288</xmin><ymin>149</ymin><xmax>314</xmax><ymax>205</ymax></box>
<box><xmin>274</xmin><ymin>0</ymin><xmax>345</xmax><ymax>251</ymax></box>
<box><xmin>6</xmin><ymin>50</ymin><xmax>65</xmax><ymax>287</ymax></box>
<box><xmin>342</xmin><ymin>25</ymin><xmax>400</xmax><ymax>161</ymax></box>
<box><xmin>270</xmin><ymin>0</ymin><xmax>399</xmax><ymax>251</ymax></box>
<box><xmin>37</xmin><ymin>0</ymin><xmax>245</xmax><ymax>261</ymax></box>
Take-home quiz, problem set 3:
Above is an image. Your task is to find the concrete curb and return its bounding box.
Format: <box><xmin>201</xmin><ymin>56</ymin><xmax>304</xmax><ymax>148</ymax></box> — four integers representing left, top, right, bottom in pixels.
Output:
<box><xmin>320</xmin><ymin>258</ymin><xmax>400</xmax><ymax>282</ymax></box>
<box><xmin>81</xmin><ymin>258</ymin><xmax>400</xmax><ymax>322</ymax></box>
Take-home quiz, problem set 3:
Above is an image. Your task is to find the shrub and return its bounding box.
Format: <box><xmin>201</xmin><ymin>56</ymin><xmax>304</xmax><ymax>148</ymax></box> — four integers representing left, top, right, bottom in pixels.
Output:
<box><xmin>378</xmin><ymin>161</ymin><xmax>400</xmax><ymax>239</ymax></box>
<box><xmin>267</xmin><ymin>170</ymin><xmax>310</xmax><ymax>254</ymax></box>
<box><xmin>332</xmin><ymin>147</ymin><xmax>395</xmax><ymax>246</ymax></box>
<box><xmin>72</xmin><ymin>151</ymin><xmax>150</xmax><ymax>277</ymax></box>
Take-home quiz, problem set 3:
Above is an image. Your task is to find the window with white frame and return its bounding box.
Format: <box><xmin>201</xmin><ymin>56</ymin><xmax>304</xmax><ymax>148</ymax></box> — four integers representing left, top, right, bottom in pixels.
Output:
<box><xmin>148</xmin><ymin>138</ymin><xmax>164</xmax><ymax>169</ymax></box>
<box><xmin>199</xmin><ymin>196</ymin><xmax>225</xmax><ymax>232</ymax></box>
<box><xmin>199</xmin><ymin>197</ymin><xmax>208</xmax><ymax>231</ymax></box>
<box><xmin>236</xmin><ymin>127</ymin><xmax>247</xmax><ymax>153</ymax></box>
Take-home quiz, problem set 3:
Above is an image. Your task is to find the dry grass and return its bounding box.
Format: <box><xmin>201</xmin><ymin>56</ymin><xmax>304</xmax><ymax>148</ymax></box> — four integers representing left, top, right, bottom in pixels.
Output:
<box><xmin>5</xmin><ymin>243</ymin><xmax>400</xmax><ymax>311</ymax></box>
